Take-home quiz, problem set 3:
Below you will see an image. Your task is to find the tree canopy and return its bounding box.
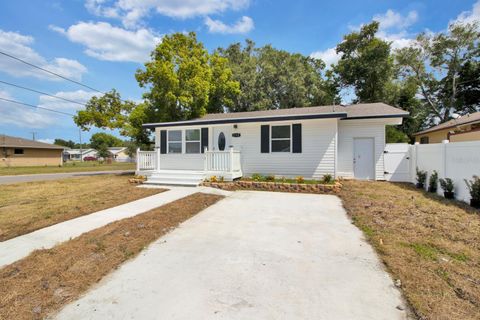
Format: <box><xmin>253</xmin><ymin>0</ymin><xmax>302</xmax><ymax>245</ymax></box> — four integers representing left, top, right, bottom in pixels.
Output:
<box><xmin>74</xmin><ymin>24</ymin><xmax>479</xmax><ymax>144</ymax></box>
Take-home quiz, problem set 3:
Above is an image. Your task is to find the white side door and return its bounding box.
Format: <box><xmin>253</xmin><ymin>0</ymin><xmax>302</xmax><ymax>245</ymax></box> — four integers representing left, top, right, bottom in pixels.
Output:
<box><xmin>212</xmin><ymin>126</ymin><xmax>232</xmax><ymax>151</ymax></box>
<box><xmin>353</xmin><ymin>138</ymin><xmax>375</xmax><ymax>180</ymax></box>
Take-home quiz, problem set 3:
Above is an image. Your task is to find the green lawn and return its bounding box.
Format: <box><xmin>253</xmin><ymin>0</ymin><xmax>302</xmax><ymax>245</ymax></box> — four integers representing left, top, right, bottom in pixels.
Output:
<box><xmin>0</xmin><ymin>161</ymin><xmax>135</xmax><ymax>176</ymax></box>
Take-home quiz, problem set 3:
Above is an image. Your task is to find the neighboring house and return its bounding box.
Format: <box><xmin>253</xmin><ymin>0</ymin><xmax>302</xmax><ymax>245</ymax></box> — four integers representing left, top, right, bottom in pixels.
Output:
<box><xmin>136</xmin><ymin>103</ymin><xmax>408</xmax><ymax>185</ymax></box>
<box><xmin>63</xmin><ymin>149</ymin><xmax>98</xmax><ymax>161</ymax></box>
<box><xmin>413</xmin><ymin>111</ymin><xmax>480</xmax><ymax>144</ymax></box>
<box><xmin>0</xmin><ymin>135</ymin><xmax>64</xmax><ymax>167</ymax></box>
<box><xmin>108</xmin><ymin>147</ymin><xmax>133</xmax><ymax>162</ymax></box>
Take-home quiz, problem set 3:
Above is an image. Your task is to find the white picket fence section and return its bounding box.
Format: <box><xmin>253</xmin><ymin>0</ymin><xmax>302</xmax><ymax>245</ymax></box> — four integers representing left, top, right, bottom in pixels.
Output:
<box><xmin>204</xmin><ymin>148</ymin><xmax>242</xmax><ymax>173</ymax></box>
<box><xmin>136</xmin><ymin>150</ymin><xmax>156</xmax><ymax>171</ymax></box>
<box><xmin>385</xmin><ymin>141</ymin><xmax>480</xmax><ymax>202</ymax></box>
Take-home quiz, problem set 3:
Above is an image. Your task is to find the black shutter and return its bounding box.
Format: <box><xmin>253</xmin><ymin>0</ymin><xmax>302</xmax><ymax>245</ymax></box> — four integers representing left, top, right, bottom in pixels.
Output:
<box><xmin>261</xmin><ymin>125</ymin><xmax>270</xmax><ymax>153</ymax></box>
<box><xmin>292</xmin><ymin>123</ymin><xmax>302</xmax><ymax>153</ymax></box>
<box><xmin>160</xmin><ymin>130</ymin><xmax>167</xmax><ymax>154</ymax></box>
<box><xmin>201</xmin><ymin>127</ymin><xmax>209</xmax><ymax>153</ymax></box>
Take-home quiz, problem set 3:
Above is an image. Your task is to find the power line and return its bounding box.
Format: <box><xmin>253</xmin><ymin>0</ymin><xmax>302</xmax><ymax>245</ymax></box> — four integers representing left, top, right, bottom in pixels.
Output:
<box><xmin>0</xmin><ymin>79</ymin><xmax>86</xmax><ymax>106</ymax></box>
<box><xmin>0</xmin><ymin>97</ymin><xmax>75</xmax><ymax>116</ymax></box>
<box><xmin>0</xmin><ymin>50</ymin><xmax>104</xmax><ymax>94</ymax></box>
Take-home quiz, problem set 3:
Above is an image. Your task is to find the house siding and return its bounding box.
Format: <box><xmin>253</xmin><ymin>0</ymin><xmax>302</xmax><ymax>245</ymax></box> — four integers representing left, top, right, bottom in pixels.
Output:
<box><xmin>337</xmin><ymin>119</ymin><xmax>386</xmax><ymax>180</ymax></box>
<box><xmin>234</xmin><ymin>118</ymin><xmax>337</xmax><ymax>179</ymax></box>
<box><xmin>0</xmin><ymin>148</ymin><xmax>63</xmax><ymax>167</ymax></box>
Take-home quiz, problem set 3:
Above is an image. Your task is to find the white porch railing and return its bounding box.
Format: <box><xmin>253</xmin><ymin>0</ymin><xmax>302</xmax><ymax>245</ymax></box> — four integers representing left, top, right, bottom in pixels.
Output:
<box><xmin>136</xmin><ymin>147</ymin><xmax>241</xmax><ymax>174</ymax></box>
<box><xmin>204</xmin><ymin>147</ymin><xmax>241</xmax><ymax>173</ymax></box>
<box><xmin>136</xmin><ymin>148</ymin><xmax>158</xmax><ymax>171</ymax></box>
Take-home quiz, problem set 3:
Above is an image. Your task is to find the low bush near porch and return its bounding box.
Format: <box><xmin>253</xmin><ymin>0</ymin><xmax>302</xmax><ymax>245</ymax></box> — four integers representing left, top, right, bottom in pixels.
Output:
<box><xmin>339</xmin><ymin>180</ymin><xmax>480</xmax><ymax>320</ymax></box>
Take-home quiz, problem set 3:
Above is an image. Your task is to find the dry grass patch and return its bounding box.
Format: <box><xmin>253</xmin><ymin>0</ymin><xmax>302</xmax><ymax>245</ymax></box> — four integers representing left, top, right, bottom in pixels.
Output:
<box><xmin>340</xmin><ymin>180</ymin><xmax>480</xmax><ymax>320</ymax></box>
<box><xmin>0</xmin><ymin>192</ymin><xmax>223</xmax><ymax>320</ymax></box>
<box><xmin>0</xmin><ymin>161</ymin><xmax>135</xmax><ymax>176</ymax></box>
<box><xmin>0</xmin><ymin>175</ymin><xmax>164</xmax><ymax>241</ymax></box>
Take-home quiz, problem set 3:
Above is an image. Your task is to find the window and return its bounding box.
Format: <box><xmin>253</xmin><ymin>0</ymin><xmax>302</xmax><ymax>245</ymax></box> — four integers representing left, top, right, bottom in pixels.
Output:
<box><xmin>271</xmin><ymin>125</ymin><xmax>291</xmax><ymax>152</ymax></box>
<box><xmin>419</xmin><ymin>136</ymin><xmax>429</xmax><ymax>144</ymax></box>
<box><xmin>14</xmin><ymin>148</ymin><xmax>24</xmax><ymax>155</ymax></box>
<box><xmin>168</xmin><ymin>130</ymin><xmax>182</xmax><ymax>153</ymax></box>
<box><xmin>185</xmin><ymin>129</ymin><xmax>201</xmax><ymax>154</ymax></box>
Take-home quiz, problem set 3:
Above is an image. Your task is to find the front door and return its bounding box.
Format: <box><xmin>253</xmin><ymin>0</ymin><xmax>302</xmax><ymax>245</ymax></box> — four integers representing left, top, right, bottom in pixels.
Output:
<box><xmin>212</xmin><ymin>126</ymin><xmax>232</xmax><ymax>151</ymax></box>
<box><xmin>353</xmin><ymin>138</ymin><xmax>375</xmax><ymax>180</ymax></box>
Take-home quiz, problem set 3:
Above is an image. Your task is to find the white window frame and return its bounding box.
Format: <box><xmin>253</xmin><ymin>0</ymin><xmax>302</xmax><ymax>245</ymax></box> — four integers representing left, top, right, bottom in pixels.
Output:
<box><xmin>167</xmin><ymin>130</ymin><xmax>183</xmax><ymax>154</ymax></box>
<box><xmin>185</xmin><ymin>129</ymin><xmax>201</xmax><ymax>154</ymax></box>
<box><xmin>270</xmin><ymin>124</ymin><xmax>292</xmax><ymax>153</ymax></box>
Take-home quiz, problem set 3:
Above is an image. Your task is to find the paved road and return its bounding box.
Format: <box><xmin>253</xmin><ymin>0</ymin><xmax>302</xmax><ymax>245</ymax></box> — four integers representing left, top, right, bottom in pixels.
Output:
<box><xmin>55</xmin><ymin>191</ymin><xmax>409</xmax><ymax>320</ymax></box>
<box><xmin>0</xmin><ymin>170</ymin><xmax>134</xmax><ymax>185</ymax></box>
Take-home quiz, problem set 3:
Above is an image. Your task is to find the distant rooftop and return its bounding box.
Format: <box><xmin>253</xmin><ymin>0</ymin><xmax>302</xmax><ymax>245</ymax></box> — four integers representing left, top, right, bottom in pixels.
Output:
<box><xmin>413</xmin><ymin>111</ymin><xmax>480</xmax><ymax>136</ymax></box>
<box><xmin>0</xmin><ymin>135</ymin><xmax>65</xmax><ymax>149</ymax></box>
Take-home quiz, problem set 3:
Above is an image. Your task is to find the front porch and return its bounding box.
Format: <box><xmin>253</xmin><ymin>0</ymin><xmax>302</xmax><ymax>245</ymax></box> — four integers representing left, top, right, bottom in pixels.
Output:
<box><xmin>136</xmin><ymin>147</ymin><xmax>243</xmax><ymax>186</ymax></box>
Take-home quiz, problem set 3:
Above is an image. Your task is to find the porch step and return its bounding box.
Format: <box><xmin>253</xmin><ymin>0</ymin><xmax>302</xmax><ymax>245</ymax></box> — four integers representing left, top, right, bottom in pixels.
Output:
<box><xmin>144</xmin><ymin>170</ymin><xmax>206</xmax><ymax>186</ymax></box>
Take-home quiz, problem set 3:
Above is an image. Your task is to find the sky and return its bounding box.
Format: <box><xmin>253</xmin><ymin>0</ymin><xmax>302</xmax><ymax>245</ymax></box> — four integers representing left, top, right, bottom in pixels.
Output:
<box><xmin>0</xmin><ymin>0</ymin><xmax>478</xmax><ymax>144</ymax></box>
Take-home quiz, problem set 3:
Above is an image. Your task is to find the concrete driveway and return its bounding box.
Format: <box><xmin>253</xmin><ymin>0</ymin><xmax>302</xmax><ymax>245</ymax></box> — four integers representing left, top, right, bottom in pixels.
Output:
<box><xmin>55</xmin><ymin>191</ymin><xmax>408</xmax><ymax>320</ymax></box>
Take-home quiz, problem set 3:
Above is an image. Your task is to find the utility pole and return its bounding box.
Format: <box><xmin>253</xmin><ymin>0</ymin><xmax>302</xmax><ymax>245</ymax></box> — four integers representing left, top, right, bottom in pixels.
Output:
<box><xmin>79</xmin><ymin>128</ymin><xmax>83</xmax><ymax>162</ymax></box>
<box><xmin>30</xmin><ymin>132</ymin><xmax>37</xmax><ymax>141</ymax></box>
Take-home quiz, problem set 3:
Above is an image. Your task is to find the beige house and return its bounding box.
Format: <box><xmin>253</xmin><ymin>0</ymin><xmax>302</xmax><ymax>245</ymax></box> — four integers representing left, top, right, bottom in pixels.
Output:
<box><xmin>1</xmin><ymin>135</ymin><xmax>64</xmax><ymax>167</ymax></box>
<box><xmin>413</xmin><ymin>112</ymin><xmax>480</xmax><ymax>144</ymax></box>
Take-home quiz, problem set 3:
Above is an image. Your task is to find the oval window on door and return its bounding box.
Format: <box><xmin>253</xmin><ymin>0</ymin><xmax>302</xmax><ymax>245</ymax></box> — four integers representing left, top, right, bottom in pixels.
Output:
<box><xmin>218</xmin><ymin>132</ymin><xmax>226</xmax><ymax>151</ymax></box>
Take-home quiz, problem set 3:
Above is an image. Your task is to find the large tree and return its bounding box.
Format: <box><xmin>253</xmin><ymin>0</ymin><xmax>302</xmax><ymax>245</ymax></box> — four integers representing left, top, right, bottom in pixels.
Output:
<box><xmin>89</xmin><ymin>132</ymin><xmax>123</xmax><ymax>150</ymax></box>
<box><xmin>217</xmin><ymin>40</ymin><xmax>339</xmax><ymax>112</ymax></box>
<box><xmin>334</xmin><ymin>21</ymin><xmax>394</xmax><ymax>103</ymax></box>
<box><xmin>396</xmin><ymin>22</ymin><xmax>479</xmax><ymax>126</ymax></box>
<box><xmin>74</xmin><ymin>32</ymin><xmax>239</xmax><ymax>144</ymax></box>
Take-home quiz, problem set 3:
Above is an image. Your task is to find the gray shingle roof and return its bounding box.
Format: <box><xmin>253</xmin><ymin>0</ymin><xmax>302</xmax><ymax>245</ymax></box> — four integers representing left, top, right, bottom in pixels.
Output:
<box><xmin>413</xmin><ymin>111</ymin><xmax>480</xmax><ymax>136</ymax></box>
<box><xmin>143</xmin><ymin>103</ymin><xmax>408</xmax><ymax>128</ymax></box>
<box><xmin>0</xmin><ymin>135</ymin><xmax>65</xmax><ymax>149</ymax></box>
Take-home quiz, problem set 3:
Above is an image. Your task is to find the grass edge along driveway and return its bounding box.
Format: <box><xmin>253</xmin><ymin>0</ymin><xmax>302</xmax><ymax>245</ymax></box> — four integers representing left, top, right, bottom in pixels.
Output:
<box><xmin>339</xmin><ymin>180</ymin><xmax>480</xmax><ymax>320</ymax></box>
<box><xmin>0</xmin><ymin>192</ymin><xmax>223</xmax><ymax>320</ymax></box>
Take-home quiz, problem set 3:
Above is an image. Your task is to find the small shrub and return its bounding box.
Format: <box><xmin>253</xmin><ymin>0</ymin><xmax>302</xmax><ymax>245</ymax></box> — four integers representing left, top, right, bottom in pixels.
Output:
<box><xmin>416</xmin><ymin>167</ymin><xmax>427</xmax><ymax>188</ymax></box>
<box><xmin>219</xmin><ymin>176</ymin><xmax>225</xmax><ymax>182</ymax></box>
<box><xmin>210</xmin><ymin>175</ymin><xmax>218</xmax><ymax>183</ymax></box>
<box><xmin>251</xmin><ymin>173</ymin><xmax>264</xmax><ymax>181</ymax></box>
<box><xmin>322</xmin><ymin>174</ymin><xmax>333</xmax><ymax>184</ymax></box>
<box><xmin>428</xmin><ymin>170</ymin><xmax>438</xmax><ymax>193</ymax></box>
<box><xmin>265</xmin><ymin>175</ymin><xmax>275</xmax><ymax>182</ymax></box>
<box><xmin>280</xmin><ymin>176</ymin><xmax>287</xmax><ymax>183</ymax></box>
<box><xmin>296</xmin><ymin>176</ymin><xmax>305</xmax><ymax>184</ymax></box>
<box><xmin>465</xmin><ymin>175</ymin><xmax>480</xmax><ymax>208</ymax></box>
<box><xmin>439</xmin><ymin>178</ymin><xmax>454</xmax><ymax>193</ymax></box>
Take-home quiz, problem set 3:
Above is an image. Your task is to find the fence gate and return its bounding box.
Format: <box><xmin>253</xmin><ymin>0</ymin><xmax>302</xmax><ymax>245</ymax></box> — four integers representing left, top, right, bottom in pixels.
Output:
<box><xmin>384</xmin><ymin>143</ymin><xmax>410</xmax><ymax>182</ymax></box>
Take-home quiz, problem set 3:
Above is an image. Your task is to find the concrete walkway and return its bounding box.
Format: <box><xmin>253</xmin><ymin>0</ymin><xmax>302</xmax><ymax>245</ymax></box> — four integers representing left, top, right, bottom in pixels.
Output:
<box><xmin>0</xmin><ymin>170</ymin><xmax>134</xmax><ymax>185</ymax></box>
<box><xmin>55</xmin><ymin>191</ymin><xmax>408</xmax><ymax>320</ymax></box>
<box><xmin>0</xmin><ymin>186</ymin><xmax>228</xmax><ymax>267</ymax></box>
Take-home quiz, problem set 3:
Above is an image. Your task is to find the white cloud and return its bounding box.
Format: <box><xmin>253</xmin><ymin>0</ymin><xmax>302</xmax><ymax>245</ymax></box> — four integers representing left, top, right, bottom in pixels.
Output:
<box><xmin>38</xmin><ymin>90</ymin><xmax>99</xmax><ymax>112</ymax></box>
<box><xmin>452</xmin><ymin>0</ymin><xmax>480</xmax><ymax>25</ymax></box>
<box><xmin>51</xmin><ymin>22</ymin><xmax>161</xmax><ymax>63</ymax></box>
<box><xmin>0</xmin><ymin>29</ymin><xmax>87</xmax><ymax>81</ymax></box>
<box><xmin>0</xmin><ymin>90</ymin><xmax>55</xmax><ymax>128</ymax></box>
<box><xmin>86</xmin><ymin>0</ymin><xmax>250</xmax><ymax>29</ymax></box>
<box><xmin>0</xmin><ymin>89</ymin><xmax>99</xmax><ymax>129</ymax></box>
<box><xmin>310</xmin><ymin>48</ymin><xmax>342</xmax><ymax>67</ymax></box>
<box><xmin>205</xmin><ymin>16</ymin><xmax>254</xmax><ymax>34</ymax></box>
<box><xmin>373</xmin><ymin>9</ymin><xmax>418</xmax><ymax>31</ymax></box>
<box><xmin>37</xmin><ymin>138</ymin><xmax>55</xmax><ymax>144</ymax></box>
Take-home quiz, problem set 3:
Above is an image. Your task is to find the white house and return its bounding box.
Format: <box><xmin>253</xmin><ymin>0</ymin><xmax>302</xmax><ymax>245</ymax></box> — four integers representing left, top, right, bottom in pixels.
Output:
<box><xmin>108</xmin><ymin>147</ymin><xmax>133</xmax><ymax>162</ymax></box>
<box><xmin>136</xmin><ymin>103</ymin><xmax>408</xmax><ymax>185</ymax></box>
<box><xmin>64</xmin><ymin>148</ymin><xmax>98</xmax><ymax>161</ymax></box>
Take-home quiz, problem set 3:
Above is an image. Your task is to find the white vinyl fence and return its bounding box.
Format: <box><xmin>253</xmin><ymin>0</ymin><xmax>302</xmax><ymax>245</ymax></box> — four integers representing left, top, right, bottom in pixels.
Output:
<box><xmin>385</xmin><ymin>141</ymin><xmax>480</xmax><ymax>202</ymax></box>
